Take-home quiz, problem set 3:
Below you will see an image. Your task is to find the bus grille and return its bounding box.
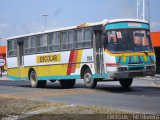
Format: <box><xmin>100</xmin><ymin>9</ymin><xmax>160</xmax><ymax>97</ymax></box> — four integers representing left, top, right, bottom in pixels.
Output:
<box><xmin>129</xmin><ymin>66</ymin><xmax>144</xmax><ymax>71</ymax></box>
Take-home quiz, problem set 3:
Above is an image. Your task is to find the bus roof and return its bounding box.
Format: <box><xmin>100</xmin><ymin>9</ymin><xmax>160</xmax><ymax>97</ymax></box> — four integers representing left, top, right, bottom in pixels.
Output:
<box><xmin>6</xmin><ymin>19</ymin><xmax>148</xmax><ymax>40</ymax></box>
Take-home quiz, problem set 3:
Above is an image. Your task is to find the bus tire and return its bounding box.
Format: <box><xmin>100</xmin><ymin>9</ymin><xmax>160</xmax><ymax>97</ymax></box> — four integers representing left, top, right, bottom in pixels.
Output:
<box><xmin>60</xmin><ymin>79</ymin><xmax>76</xmax><ymax>88</ymax></box>
<box><xmin>84</xmin><ymin>68</ymin><xmax>97</xmax><ymax>88</ymax></box>
<box><xmin>119</xmin><ymin>78</ymin><xmax>133</xmax><ymax>88</ymax></box>
<box><xmin>29</xmin><ymin>70</ymin><xmax>46</xmax><ymax>88</ymax></box>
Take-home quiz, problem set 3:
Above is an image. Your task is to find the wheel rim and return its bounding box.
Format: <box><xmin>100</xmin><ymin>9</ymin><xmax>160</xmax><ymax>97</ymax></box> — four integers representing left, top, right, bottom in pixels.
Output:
<box><xmin>85</xmin><ymin>73</ymin><xmax>92</xmax><ymax>83</ymax></box>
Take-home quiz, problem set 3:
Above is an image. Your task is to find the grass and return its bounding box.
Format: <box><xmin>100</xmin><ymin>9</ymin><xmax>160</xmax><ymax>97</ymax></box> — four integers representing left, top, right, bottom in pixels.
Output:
<box><xmin>0</xmin><ymin>95</ymin><xmax>142</xmax><ymax>120</ymax></box>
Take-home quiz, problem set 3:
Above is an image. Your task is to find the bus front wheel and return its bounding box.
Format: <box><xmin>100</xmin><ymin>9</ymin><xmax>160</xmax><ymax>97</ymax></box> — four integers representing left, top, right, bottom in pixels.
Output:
<box><xmin>84</xmin><ymin>68</ymin><xmax>97</xmax><ymax>88</ymax></box>
<box><xmin>119</xmin><ymin>78</ymin><xmax>133</xmax><ymax>88</ymax></box>
<box><xmin>29</xmin><ymin>70</ymin><xmax>46</xmax><ymax>88</ymax></box>
<box><xmin>60</xmin><ymin>79</ymin><xmax>76</xmax><ymax>88</ymax></box>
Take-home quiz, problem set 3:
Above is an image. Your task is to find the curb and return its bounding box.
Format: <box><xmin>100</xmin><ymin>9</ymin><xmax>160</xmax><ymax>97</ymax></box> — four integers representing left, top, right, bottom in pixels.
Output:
<box><xmin>0</xmin><ymin>73</ymin><xmax>10</xmax><ymax>80</ymax></box>
<box><xmin>2</xmin><ymin>72</ymin><xmax>7</xmax><ymax>76</ymax></box>
<box><xmin>154</xmin><ymin>74</ymin><xmax>160</xmax><ymax>86</ymax></box>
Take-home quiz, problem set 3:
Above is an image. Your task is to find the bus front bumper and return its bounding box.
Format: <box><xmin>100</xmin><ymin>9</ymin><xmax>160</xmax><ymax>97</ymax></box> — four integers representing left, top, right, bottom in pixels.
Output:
<box><xmin>108</xmin><ymin>70</ymin><xmax>156</xmax><ymax>79</ymax></box>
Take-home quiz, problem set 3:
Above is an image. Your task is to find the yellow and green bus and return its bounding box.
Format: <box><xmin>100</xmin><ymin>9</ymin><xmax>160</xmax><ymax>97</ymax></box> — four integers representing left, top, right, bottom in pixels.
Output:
<box><xmin>6</xmin><ymin>19</ymin><xmax>156</xmax><ymax>88</ymax></box>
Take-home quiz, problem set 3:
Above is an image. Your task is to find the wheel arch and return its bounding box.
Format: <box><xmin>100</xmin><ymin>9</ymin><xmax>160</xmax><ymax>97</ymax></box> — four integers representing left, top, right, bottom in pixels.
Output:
<box><xmin>28</xmin><ymin>68</ymin><xmax>35</xmax><ymax>80</ymax></box>
<box><xmin>80</xmin><ymin>64</ymin><xmax>91</xmax><ymax>79</ymax></box>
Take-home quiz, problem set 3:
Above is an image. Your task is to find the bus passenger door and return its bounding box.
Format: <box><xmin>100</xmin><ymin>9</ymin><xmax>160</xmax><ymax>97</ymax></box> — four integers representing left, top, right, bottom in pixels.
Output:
<box><xmin>93</xmin><ymin>30</ymin><xmax>104</xmax><ymax>75</ymax></box>
<box><xmin>17</xmin><ymin>40</ymin><xmax>24</xmax><ymax>80</ymax></box>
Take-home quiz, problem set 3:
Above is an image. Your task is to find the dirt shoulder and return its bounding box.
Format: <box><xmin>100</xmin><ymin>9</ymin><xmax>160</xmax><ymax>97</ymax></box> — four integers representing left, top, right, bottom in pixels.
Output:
<box><xmin>0</xmin><ymin>95</ymin><xmax>139</xmax><ymax>120</ymax></box>
<box><xmin>0</xmin><ymin>95</ymin><xmax>64</xmax><ymax>119</ymax></box>
<box><xmin>1</xmin><ymin>95</ymin><xmax>159</xmax><ymax>120</ymax></box>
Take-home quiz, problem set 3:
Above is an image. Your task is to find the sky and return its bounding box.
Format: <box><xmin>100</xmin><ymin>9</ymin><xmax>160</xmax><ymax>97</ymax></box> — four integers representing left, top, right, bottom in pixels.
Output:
<box><xmin>0</xmin><ymin>0</ymin><xmax>160</xmax><ymax>45</ymax></box>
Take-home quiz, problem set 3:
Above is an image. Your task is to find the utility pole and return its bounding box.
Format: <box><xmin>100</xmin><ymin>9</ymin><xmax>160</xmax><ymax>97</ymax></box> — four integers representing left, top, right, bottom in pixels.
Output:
<box><xmin>143</xmin><ymin>0</ymin><xmax>145</xmax><ymax>20</ymax></box>
<box><xmin>42</xmin><ymin>14</ymin><xmax>48</xmax><ymax>31</ymax></box>
<box><xmin>137</xmin><ymin>0</ymin><xmax>150</xmax><ymax>22</ymax></box>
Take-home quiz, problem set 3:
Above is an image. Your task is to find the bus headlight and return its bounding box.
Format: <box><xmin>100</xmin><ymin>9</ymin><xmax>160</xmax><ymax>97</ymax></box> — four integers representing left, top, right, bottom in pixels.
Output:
<box><xmin>117</xmin><ymin>67</ymin><xmax>128</xmax><ymax>72</ymax></box>
<box><xmin>146</xmin><ymin>66</ymin><xmax>155</xmax><ymax>70</ymax></box>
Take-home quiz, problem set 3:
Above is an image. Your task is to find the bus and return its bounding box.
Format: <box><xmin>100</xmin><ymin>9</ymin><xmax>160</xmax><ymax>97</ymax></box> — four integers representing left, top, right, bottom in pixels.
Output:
<box><xmin>6</xmin><ymin>19</ymin><xmax>156</xmax><ymax>88</ymax></box>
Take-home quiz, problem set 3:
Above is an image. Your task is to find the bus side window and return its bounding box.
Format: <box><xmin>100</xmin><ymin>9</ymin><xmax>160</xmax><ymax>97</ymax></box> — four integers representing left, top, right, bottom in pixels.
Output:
<box><xmin>83</xmin><ymin>28</ymin><xmax>92</xmax><ymax>48</ymax></box>
<box><xmin>55</xmin><ymin>32</ymin><xmax>61</xmax><ymax>51</ymax></box>
<box><xmin>68</xmin><ymin>30</ymin><xmax>75</xmax><ymax>50</ymax></box>
<box><xmin>24</xmin><ymin>36</ymin><xmax>36</xmax><ymax>55</ymax></box>
<box><xmin>48</xmin><ymin>33</ymin><xmax>54</xmax><ymax>52</ymax></box>
<box><xmin>24</xmin><ymin>37</ymin><xmax>30</xmax><ymax>55</ymax></box>
<box><xmin>48</xmin><ymin>32</ymin><xmax>60</xmax><ymax>52</ymax></box>
<box><xmin>37</xmin><ymin>34</ymin><xmax>48</xmax><ymax>53</ymax></box>
<box><xmin>61</xmin><ymin>31</ymin><xmax>68</xmax><ymax>50</ymax></box>
<box><xmin>8</xmin><ymin>39</ymin><xmax>17</xmax><ymax>57</ymax></box>
<box><xmin>75</xmin><ymin>29</ymin><xmax>83</xmax><ymax>49</ymax></box>
<box><xmin>75</xmin><ymin>28</ymin><xmax>92</xmax><ymax>49</ymax></box>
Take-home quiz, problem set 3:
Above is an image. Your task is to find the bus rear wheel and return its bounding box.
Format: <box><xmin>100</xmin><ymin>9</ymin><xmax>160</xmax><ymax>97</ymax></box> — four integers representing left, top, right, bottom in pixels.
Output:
<box><xmin>119</xmin><ymin>78</ymin><xmax>133</xmax><ymax>88</ymax></box>
<box><xmin>29</xmin><ymin>70</ymin><xmax>46</xmax><ymax>88</ymax></box>
<box><xmin>60</xmin><ymin>79</ymin><xmax>76</xmax><ymax>88</ymax></box>
<box><xmin>84</xmin><ymin>68</ymin><xmax>97</xmax><ymax>88</ymax></box>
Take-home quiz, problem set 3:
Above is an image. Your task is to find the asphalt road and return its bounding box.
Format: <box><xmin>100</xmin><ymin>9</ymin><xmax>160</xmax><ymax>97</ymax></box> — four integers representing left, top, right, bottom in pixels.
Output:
<box><xmin>0</xmin><ymin>77</ymin><xmax>160</xmax><ymax>114</ymax></box>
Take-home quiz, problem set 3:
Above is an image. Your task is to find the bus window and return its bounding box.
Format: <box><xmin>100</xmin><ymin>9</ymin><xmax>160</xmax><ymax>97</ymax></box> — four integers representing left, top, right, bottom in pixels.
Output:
<box><xmin>37</xmin><ymin>34</ymin><xmax>48</xmax><ymax>53</ymax></box>
<box><xmin>7</xmin><ymin>39</ymin><xmax>17</xmax><ymax>57</ymax></box>
<box><xmin>134</xmin><ymin>32</ymin><xmax>143</xmax><ymax>46</ymax></box>
<box><xmin>30</xmin><ymin>36</ymin><xmax>36</xmax><ymax>54</ymax></box>
<box><xmin>83</xmin><ymin>28</ymin><xmax>92</xmax><ymax>48</ymax></box>
<box><xmin>24</xmin><ymin>37</ymin><xmax>30</xmax><ymax>55</ymax></box>
<box><xmin>61</xmin><ymin>31</ymin><xmax>68</xmax><ymax>50</ymax></box>
<box><xmin>24</xmin><ymin>36</ymin><xmax>36</xmax><ymax>54</ymax></box>
<box><xmin>48</xmin><ymin>33</ymin><xmax>54</xmax><ymax>51</ymax></box>
<box><xmin>106</xmin><ymin>31</ymin><xmax>118</xmax><ymax>51</ymax></box>
<box><xmin>75</xmin><ymin>29</ymin><xmax>82</xmax><ymax>49</ymax></box>
<box><xmin>133</xmin><ymin>30</ymin><xmax>150</xmax><ymax>47</ymax></box>
<box><xmin>48</xmin><ymin>32</ymin><xmax>60</xmax><ymax>52</ymax></box>
<box><xmin>75</xmin><ymin>28</ymin><xmax>92</xmax><ymax>49</ymax></box>
<box><xmin>24</xmin><ymin>37</ymin><xmax>29</xmax><ymax>48</ymax></box>
<box><xmin>105</xmin><ymin>30</ymin><xmax>133</xmax><ymax>52</ymax></box>
<box><xmin>143</xmin><ymin>31</ymin><xmax>150</xmax><ymax>47</ymax></box>
<box><xmin>55</xmin><ymin>32</ymin><xmax>61</xmax><ymax>51</ymax></box>
<box><xmin>68</xmin><ymin>30</ymin><xmax>75</xmax><ymax>49</ymax></box>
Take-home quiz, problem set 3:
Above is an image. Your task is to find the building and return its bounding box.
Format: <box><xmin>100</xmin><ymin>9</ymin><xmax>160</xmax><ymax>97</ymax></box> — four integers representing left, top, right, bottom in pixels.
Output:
<box><xmin>0</xmin><ymin>46</ymin><xmax>6</xmax><ymax>71</ymax></box>
<box><xmin>151</xmin><ymin>32</ymin><xmax>160</xmax><ymax>74</ymax></box>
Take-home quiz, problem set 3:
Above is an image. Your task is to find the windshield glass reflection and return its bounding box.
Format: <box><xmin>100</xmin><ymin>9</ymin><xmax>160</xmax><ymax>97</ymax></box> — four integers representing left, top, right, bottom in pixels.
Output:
<box><xmin>104</xmin><ymin>30</ymin><xmax>154</xmax><ymax>53</ymax></box>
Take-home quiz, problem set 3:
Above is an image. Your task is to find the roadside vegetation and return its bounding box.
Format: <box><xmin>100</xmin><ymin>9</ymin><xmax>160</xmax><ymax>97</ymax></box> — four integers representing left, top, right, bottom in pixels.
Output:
<box><xmin>0</xmin><ymin>95</ymin><xmax>137</xmax><ymax>120</ymax></box>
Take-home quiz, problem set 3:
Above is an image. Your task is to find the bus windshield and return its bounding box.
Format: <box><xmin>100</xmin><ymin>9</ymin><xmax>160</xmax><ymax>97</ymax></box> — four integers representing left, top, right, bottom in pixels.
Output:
<box><xmin>104</xmin><ymin>29</ymin><xmax>154</xmax><ymax>53</ymax></box>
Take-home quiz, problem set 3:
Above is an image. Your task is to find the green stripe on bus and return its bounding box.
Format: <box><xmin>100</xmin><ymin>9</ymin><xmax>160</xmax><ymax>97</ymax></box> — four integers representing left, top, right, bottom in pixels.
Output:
<box><xmin>8</xmin><ymin>74</ymin><xmax>109</xmax><ymax>81</ymax></box>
